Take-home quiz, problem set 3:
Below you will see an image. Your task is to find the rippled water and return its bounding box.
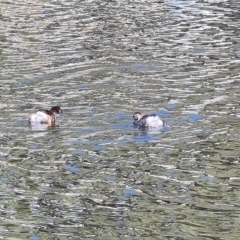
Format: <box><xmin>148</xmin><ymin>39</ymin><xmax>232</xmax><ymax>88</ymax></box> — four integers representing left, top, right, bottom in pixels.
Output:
<box><xmin>1</xmin><ymin>0</ymin><xmax>240</xmax><ymax>239</ymax></box>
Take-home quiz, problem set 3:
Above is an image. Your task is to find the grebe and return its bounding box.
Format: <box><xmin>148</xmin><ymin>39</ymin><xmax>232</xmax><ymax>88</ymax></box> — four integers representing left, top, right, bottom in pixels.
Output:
<box><xmin>133</xmin><ymin>112</ymin><xmax>163</xmax><ymax>128</ymax></box>
<box><xmin>29</xmin><ymin>106</ymin><xmax>62</xmax><ymax>126</ymax></box>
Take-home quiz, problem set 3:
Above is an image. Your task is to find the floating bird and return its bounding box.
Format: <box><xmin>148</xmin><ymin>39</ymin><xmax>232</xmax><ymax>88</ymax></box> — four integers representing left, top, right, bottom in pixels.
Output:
<box><xmin>29</xmin><ymin>106</ymin><xmax>62</xmax><ymax>126</ymax></box>
<box><xmin>133</xmin><ymin>112</ymin><xmax>163</xmax><ymax>128</ymax></box>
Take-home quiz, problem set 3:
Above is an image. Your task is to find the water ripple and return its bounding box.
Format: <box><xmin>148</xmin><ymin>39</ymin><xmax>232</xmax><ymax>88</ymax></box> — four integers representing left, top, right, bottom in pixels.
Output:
<box><xmin>1</xmin><ymin>0</ymin><xmax>240</xmax><ymax>239</ymax></box>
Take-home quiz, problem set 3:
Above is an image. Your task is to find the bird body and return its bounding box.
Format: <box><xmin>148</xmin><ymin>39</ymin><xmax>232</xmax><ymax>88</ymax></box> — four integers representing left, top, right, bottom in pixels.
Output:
<box><xmin>133</xmin><ymin>112</ymin><xmax>163</xmax><ymax>128</ymax></box>
<box><xmin>29</xmin><ymin>106</ymin><xmax>62</xmax><ymax>126</ymax></box>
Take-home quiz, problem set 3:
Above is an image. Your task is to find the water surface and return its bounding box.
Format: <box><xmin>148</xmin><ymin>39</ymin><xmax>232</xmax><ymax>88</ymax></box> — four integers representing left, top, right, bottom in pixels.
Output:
<box><xmin>1</xmin><ymin>0</ymin><xmax>240</xmax><ymax>239</ymax></box>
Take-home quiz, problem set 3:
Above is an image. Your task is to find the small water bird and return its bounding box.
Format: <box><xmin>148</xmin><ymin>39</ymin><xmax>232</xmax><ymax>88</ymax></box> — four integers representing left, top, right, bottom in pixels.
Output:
<box><xmin>29</xmin><ymin>106</ymin><xmax>62</xmax><ymax>126</ymax></box>
<box><xmin>133</xmin><ymin>112</ymin><xmax>164</xmax><ymax>128</ymax></box>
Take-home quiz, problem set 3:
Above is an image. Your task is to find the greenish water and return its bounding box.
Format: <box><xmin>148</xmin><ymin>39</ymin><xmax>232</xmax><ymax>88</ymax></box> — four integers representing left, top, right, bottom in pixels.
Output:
<box><xmin>1</xmin><ymin>0</ymin><xmax>240</xmax><ymax>239</ymax></box>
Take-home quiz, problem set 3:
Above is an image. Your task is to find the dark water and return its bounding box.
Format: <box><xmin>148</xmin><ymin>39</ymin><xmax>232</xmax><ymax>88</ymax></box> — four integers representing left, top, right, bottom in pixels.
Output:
<box><xmin>1</xmin><ymin>0</ymin><xmax>240</xmax><ymax>239</ymax></box>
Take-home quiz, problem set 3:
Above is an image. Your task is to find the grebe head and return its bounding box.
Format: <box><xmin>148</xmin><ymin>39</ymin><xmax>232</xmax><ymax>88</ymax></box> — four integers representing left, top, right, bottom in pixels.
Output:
<box><xmin>133</xmin><ymin>112</ymin><xmax>142</xmax><ymax>121</ymax></box>
<box><xmin>50</xmin><ymin>106</ymin><xmax>62</xmax><ymax>114</ymax></box>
